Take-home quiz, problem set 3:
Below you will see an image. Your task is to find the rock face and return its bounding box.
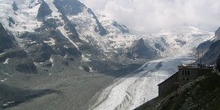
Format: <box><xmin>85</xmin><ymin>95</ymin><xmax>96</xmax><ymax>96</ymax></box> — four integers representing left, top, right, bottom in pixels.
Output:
<box><xmin>197</xmin><ymin>27</ymin><xmax>220</xmax><ymax>64</ymax></box>
<box><xmin>216</xmin><ymin>54</ymin><xmax>220</xmax><ymax>71</ymax></box>
<box><xmin>0</xmin><ymin>24</ymin><xmax>37</xmax><ymax>74</ymax></box>
<box><xmin>37</xmin><ymin>0</ymin><xmax>52</xmax><ymax>20</ymax></box>
<box><xmin>127</xmin><ymin>38</ymin><xmax>157</xmax><ymax>59</ymax></box>
<box><xmin>0</xmin><ymin>24</ymin><xmax>15</xmax><ymax>53</ymax></box>
<box><xmin>215</xmin><ymin>27</ymin><xmax>220</xmax><ymax>40</ymax></box>
<box><xmin>196</xmin><ymin>40</ymin><xmax>213</xmax><ymax>55</ymax></box>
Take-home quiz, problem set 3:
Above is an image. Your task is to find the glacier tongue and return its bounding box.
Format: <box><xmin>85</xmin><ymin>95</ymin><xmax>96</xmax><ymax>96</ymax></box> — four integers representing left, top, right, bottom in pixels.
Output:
<box><xmin>90</xmin><ymin>56</ymin><xmax>196</xmax><ymax>110</ymax></box>
<box><xmin>90</xmin><ymin>26</ymin><xmax>215</xmax><ymax>110</ymax></box>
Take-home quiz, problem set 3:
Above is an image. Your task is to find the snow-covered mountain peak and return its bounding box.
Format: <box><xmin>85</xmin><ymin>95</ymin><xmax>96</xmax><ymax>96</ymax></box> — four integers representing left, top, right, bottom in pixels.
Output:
<box><xmin>159</xmin><ymin>26</ymin><xmax>205</xmax><ymax>35</ymax></box>
<box><xmin>97</xmin><ymin>12</ymin><xmax>130</xmax><ymax>34</ymax></box>
<box><xmin>151</xmin><ymin>26</ymin><xmax>215</xmax><ymax>57</ymax></box>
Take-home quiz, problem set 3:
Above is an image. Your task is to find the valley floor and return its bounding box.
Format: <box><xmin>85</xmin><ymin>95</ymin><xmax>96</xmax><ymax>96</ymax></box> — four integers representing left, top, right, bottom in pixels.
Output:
<box><xmin>1</xmin><ymin>70</ymin><xmax>115</xmax><ymax>110</ymax></box>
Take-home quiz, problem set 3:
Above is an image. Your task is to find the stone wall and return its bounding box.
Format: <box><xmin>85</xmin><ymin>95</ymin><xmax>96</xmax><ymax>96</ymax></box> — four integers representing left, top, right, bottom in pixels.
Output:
<box><xmin>158</xmin><ymin>72</ymin><xmax>178</xmax><ymax>96</ymax></box>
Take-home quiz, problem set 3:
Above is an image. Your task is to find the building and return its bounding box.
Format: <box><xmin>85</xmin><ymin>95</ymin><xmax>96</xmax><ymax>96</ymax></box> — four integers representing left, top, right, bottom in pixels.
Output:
<box><xmin>158</xmin><ymin>64</ymin><xmax>214</xmax><ymax>96</ymax></box>
<box><xmin>178</xmin><ymin>64</ymin><xmax>213</xmax><ymax>86</ymax></box>
<box><xmin>158</xmin><ymin>72</ymin><xmax>178</xmax><ymax>96</ymax></box>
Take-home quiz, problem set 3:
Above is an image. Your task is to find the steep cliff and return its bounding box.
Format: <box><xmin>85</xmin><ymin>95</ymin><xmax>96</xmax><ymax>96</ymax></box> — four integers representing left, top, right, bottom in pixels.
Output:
<box><xmin>197</xmin><ymin>27</ymin><xmax>220</xmax><ymax>64</ymax></box>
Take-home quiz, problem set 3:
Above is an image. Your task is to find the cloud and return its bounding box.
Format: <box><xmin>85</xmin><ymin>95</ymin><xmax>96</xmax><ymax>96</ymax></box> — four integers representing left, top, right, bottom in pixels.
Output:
<box><xmin>79</xmin><ymin>0</ymin><xmax>220</xmax><ymax>34</ymax></box>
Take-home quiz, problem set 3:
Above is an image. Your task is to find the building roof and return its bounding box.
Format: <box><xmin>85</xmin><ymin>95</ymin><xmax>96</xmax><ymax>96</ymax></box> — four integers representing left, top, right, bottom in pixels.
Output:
<box><xmin>178</xmin><ymin>64</ymin><xmax>214</xmax><ymax>69</ymax></box>
<box><xmin>158</xmin><ymin>72</ymin><xmax>178</xmax><ymax>86</ymax></box>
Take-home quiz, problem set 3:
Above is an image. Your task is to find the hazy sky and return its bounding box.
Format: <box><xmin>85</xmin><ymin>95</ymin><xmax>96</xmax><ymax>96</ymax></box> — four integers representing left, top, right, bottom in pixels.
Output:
<box><xmin>79</xmin><ymin>0</ymin><xmax>220</xmax><ymax>34</ymax></box>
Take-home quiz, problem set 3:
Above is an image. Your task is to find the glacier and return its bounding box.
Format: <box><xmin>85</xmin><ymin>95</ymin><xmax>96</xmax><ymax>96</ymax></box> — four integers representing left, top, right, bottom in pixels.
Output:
<box><xmin>90</xmin><ymin>56</ymin><xmax>196</xmax><ymax>110</ymax></box>
<box><xmin>90</xmin><ymin>26</ymin><xmax>215</xmax><ymax>110</ymax></box>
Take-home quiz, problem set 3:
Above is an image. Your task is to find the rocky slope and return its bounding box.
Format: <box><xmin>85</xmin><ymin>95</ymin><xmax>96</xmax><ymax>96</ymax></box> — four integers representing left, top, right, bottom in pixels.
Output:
<box><xmin>0</xmin><ymin>23</ymin><xmax>37</xmax><ymax>74</ymax></box>
<box><xmin>126</xmin><ymin>38</ymin><xmax>157</xmax><ymax>59</ymax></box>
<box><xmin>136</xmin><ymin>72</ymin><xmax>220</xmax><ymax>110</ymax></box>
<box><xmin>196</xmin><ymin>27</ymin><xmax>220</xmax><ymax>64</ymax></box>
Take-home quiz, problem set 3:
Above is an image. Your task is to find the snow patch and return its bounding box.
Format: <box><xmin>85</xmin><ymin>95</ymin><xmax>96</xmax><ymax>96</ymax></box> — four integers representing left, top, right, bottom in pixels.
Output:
<box><xmin>79</xmin><ymin>66</ymin><xmax>83</xmax><ymax>70</ymax></box>
<box><xmin>49</xmin><ymin>57</ymin><xmax>54</xmax><ymax>63</ymax></box>
<box><xmin>44</xmin><ymin>38</ymin><xmax>56</xmax><ymax>46</ymax></box>
<box><xmin>64</xmin><ymin>45</ymin><xmax>69</xmax><ymax>49</ymax></box>
<box><xmin>2</xmin><ymin>101</ymin><xmax>15</xmax><ymax>107</ymax></box>
<box><xmin>3</xmin><ymin>58</ymin><xmax>10</xmax><ymax>64</ymax></box>
<box><xmin>82</xmin><ymin>54</ymin><xmax>90</xmax><ymax>62</ymax></box>
<box><xmin>0</xmin><ymin>78</ymin><xmax>7</xmax><ymax>83</ymax></box>
<box><xmin>88</xmin><ymin>66</ymin><xmax>94</xmax><ymax>72</ymax></box>
<box><xmin>0</xmin><ymin>52</ymin><xmax>5</xmax><ymax>56</ymax></box>
<box><xmin>49</xmin><ymin>57</ymin><xmax>54</xmax><ymax>66</ymax></box>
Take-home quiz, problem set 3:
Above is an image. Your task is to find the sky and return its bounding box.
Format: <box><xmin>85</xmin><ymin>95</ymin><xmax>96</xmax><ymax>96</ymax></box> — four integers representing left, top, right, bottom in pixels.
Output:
<box><xmin>79</xmin><ymin>0</ymin><xmax>220</xmax><ymax>34</ymax></box>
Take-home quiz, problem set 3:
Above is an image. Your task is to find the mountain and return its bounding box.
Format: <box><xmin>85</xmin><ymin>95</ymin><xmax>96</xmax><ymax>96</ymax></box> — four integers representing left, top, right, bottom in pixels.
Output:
<box><xmin>0</xmin><ymin>0</ymin><xmax>165</xmax><ymax>76</ymax></box>
<box><xmin>126</xmin><ymin>38</ymin><xmax>157</xmax><ymax>59</ymax></box>
<box><xmin>196</xmin><ymin>27</ymin><xmax>220</xmax><ymax>64</ymax></box>
<box><xmin>0</xmin><ymin>0</ymin><xmax>218</xmax><ymax>109</ymax></box>
<box><xmin>97</xmin><ymin>13</ymin><xmax>130</xmax><ymax>34</ymax></box>
<box><xmin>0</xmin><ymin>0</ymin><xmax>118</xmax><ymax>75</ymax></box>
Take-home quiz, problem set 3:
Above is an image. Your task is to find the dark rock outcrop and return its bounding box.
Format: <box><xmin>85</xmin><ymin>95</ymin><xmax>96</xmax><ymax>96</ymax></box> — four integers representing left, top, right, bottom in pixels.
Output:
<box><xmin>54</xmin><ymin>0</ymin><xmax>85</xmax><ymax>15</ymax></box>
<box><xmin>217</xmin><ymin>55</ymin><xmax>220</xmax><ymax>71</ymax></box>
<box><xmin>0</xmin><ymin>24</ymin><xmax>37</xmax><ymax>74</ymax></box>
<box><xmin>27</xmin><ymin>43</ymin><xmax>54</xmax><ymax>62</ymax></box>
<box><xmin>0</xmin><ymin>24</ymin><xmax>15</xmax><ymax>53</ymax></box>
<box><xmin>197</xmin><ymin>27</ymin><xmax>220</xmax><ymax>64</ymax></box>
<box><xmin>127</xmin><ymin>38</ymin><xmax>157</xmax><ymax>59</ymax></box>
<box><xmin>12</xmin><ymin>2</ymin><xmax>18</xmax><ymax>11</ymax></box>
<box><xmin>112</xmin><ymin>21</ymin><xmax>129</xmax><ymax>34</ymax></box>
<box><xmin>37</xmin><ymin>0</ymin><xmax>52</xmax><ymax>20</ymax></box>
